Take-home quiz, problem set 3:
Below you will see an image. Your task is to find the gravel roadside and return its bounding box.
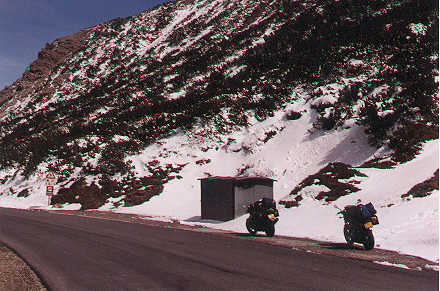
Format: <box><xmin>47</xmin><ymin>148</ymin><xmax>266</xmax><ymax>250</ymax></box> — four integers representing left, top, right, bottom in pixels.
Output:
<box><xmin>0</xmin><ymin>243</ymin><xmax>46</xmax><ymax>291</ymax></box>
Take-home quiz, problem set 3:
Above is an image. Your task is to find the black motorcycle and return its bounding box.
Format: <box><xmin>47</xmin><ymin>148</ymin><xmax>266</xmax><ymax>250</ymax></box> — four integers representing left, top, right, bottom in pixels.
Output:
<box><xmin>246</xmin><ymin>205</ymin><xmax>279</xmax><ymax>237</ymax></box>
<box><xmin>339</xmin><ymin>205</ymin><xmax>379</xmax><ymax>250</ymax></box>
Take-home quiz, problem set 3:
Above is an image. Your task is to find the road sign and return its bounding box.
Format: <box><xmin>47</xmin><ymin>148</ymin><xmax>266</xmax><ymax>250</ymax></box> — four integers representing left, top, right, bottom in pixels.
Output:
<box><xmin>46</xmin><ymin>171</ymin><xmax>56</xmax><ymax>180</ymax></box>
<box><xmin>45</xmin><ymin>171</ymin><xmax>56</xmax><ymax>205</ymax></box>
<box><xmin>46</xmin><ymin>186</ymin><xmax>54</xmax><ymax>196</ymax></box>
<box><xmin>46</xmin><ymin>178</ymin><xmax>56</xmax><ymax>186</ymax></box>
<box><xmin>46</xmin><ymin>170</ymin><xmax>57</xmax><ymax>186</ymax></box>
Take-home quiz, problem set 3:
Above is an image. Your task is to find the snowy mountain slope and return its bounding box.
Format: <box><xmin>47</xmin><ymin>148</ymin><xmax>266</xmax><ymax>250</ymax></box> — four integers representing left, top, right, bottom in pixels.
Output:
<box><xmin>0</xmin><ymin>0</ymin><xmax>438</xmax><ymax>261</ymax></box>
<box><xmin>0</xmin><ymin>93</ymin><xmax>438</xmax><ymax>262</ymax></box>
<box><xmin>118</xmin><ymin>100</ymin><xmax>438</xmax><ymax>262</ymax></box>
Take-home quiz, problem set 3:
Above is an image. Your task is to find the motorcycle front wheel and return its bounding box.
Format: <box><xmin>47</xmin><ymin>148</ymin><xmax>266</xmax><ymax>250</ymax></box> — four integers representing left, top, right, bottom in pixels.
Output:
<box><xmin>246</xmin><ymin>218</ymin><xmax>257</xmax><ymax>235</ymax></box>
<box><xmin>363</xmin><ymin>231</ymin><xmax>375</xmax><ymax>250</ymax></box>
<box><xmin>265</xmin><ymin>224</ymin><xmax>275</xmax><ymax>237</ymax></box>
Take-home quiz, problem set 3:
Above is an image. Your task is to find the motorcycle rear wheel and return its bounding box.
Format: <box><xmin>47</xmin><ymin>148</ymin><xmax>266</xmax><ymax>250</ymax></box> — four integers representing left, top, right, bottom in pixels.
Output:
<box><xmin>246</xmin><ymin>218</ymin><xmax>257</xmax><ymax>235</ymax></box>
<box><xmin>343</xmin><ymin>224</ymin><xmax>354</xmax><ymax>248</ymax></box>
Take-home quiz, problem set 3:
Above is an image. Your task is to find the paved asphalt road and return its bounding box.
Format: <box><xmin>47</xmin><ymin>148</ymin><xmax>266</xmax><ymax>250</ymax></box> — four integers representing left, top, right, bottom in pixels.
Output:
<box><xmin>0</xmin><ymin>207</ymin><xmax>437</xmax><ymax>291</ymax></box>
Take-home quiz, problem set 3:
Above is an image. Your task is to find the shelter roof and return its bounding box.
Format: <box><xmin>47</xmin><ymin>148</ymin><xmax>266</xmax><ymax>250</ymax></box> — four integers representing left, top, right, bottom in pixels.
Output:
<box><xmin>199</xmin><ymin>176</ymin><xmax>276</xmax><ymax>182</ymax></box>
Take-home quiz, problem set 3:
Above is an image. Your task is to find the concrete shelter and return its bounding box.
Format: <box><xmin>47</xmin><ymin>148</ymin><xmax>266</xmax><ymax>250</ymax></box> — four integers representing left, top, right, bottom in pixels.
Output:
<box><xmin>200</xmin><ymin>176</ymin><xmax>275</xmax><ymax>221</ymax></box>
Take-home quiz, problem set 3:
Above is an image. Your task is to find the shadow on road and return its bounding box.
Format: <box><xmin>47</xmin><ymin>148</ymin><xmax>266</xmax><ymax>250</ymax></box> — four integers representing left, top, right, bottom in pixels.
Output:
<box><xmin>318</xmin><ymin>242</ymin><xmax>352</xmax><ymax>250</ymax></box>
<box><xmin>230</xmin><ymin>232</ymin><xmax>270</xmax><ymax>238</ymax></box>
<box><xmin>184</xmin><ymin>216</ymin><xmax>224</xmax><ymax>224</ymax></box>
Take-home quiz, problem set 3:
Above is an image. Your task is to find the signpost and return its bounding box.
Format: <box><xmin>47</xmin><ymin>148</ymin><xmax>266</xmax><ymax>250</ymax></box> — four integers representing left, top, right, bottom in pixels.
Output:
<box><xmin>46</xmin><ymin>171</ymin><xmax>57</xmax><ymax>206</ymax></box>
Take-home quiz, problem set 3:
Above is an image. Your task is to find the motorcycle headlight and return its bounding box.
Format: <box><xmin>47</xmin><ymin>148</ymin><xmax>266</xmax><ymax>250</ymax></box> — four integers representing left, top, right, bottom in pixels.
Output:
<box><xmin>268</xmin><ymin>214</ymin><xmax>276</xmax><ymax>221</ymax></box>
<box><xmin>364</xmin><ymin>222</ymin><xmax>373</xmax><ymax>229</ymax></box>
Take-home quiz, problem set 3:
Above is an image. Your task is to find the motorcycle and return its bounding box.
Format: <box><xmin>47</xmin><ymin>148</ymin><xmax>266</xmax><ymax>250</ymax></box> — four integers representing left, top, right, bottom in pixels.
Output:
<box><xmin>339</xmin><ymin>205</ymin><xmax>379</xmax><ymax>250</ymax></box>
<box><xmin>246</xmin><ymin>206</ymin><xmax>279</xmax><ymax>237</ymax></box>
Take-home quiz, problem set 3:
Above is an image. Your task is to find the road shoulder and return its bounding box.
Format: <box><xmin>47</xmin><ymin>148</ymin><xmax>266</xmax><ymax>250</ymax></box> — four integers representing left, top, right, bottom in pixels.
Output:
<box><xmin>45</xmin><ymin>208</ymin><xmax>438</xmax><ymax>272</ymax></box>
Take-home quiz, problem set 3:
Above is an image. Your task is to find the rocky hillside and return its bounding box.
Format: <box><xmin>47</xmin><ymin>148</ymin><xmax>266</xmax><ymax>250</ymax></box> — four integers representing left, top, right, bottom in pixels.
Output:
<box><xmin>0</xmin><ymin>29</ymin><xmax>92</xmax><ymax>110</ymax></box>
<box><xmin>0</xmin><ymin>0</ymin><xmax>438</xmax><ymax>210</ymax></box>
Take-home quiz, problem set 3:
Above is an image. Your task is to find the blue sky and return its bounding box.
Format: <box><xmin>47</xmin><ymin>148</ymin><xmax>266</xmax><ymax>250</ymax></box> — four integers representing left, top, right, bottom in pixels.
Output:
<box><xmin>0</xmin><ymin>0</ymin><xmax>169</xmax><ymax>89</ymax></box>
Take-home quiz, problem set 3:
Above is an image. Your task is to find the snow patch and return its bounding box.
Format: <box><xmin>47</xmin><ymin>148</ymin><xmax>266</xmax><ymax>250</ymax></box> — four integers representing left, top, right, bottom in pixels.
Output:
<box><xmin>408</xmin><ymin>23</ymin><xmax>427</xmax><ymax>36</ymax></box>
<box><xmin>374</xmin><ymin>261</ymin><xmax>410</xmax><ymax>269</ymax></box>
